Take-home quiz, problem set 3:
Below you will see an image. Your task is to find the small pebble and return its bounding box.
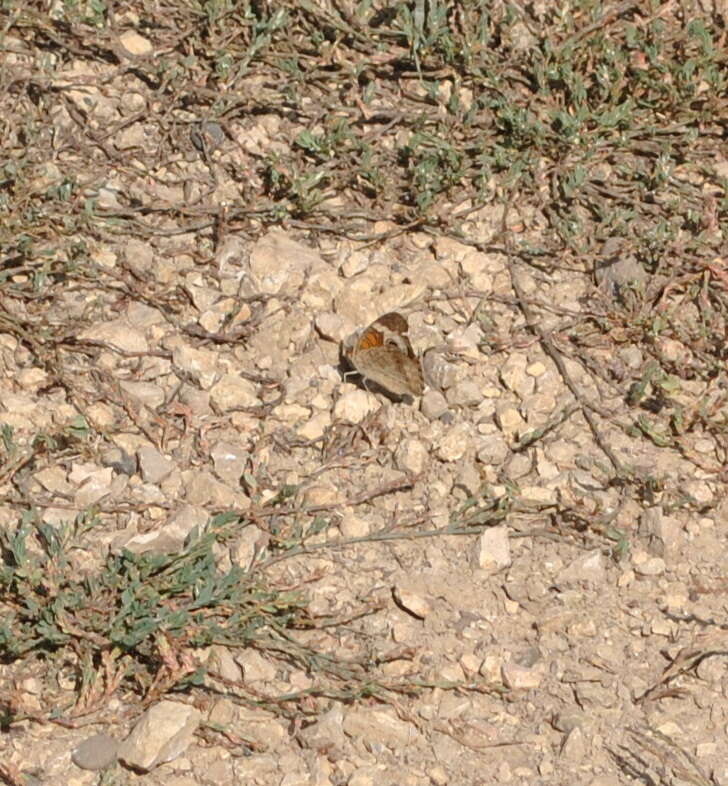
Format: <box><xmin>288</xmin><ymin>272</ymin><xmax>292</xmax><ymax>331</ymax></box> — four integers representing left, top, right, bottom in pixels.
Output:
<box><xmin>191</xmin><ymin>121</ymin><xmax>225</xmax><ymax>152</ymax></box>
<box><xmin>72</xmin><ymin>733</ymin><xmax>119</xmax><ymax>770</ymax></box>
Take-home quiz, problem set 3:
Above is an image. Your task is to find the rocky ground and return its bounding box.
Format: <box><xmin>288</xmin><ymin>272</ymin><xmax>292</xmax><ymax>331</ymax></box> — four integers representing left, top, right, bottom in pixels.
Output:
<box><xmin>2</xmin><ymin>4</ymin><xmax>728</xmax><ymax>786</ymax></box>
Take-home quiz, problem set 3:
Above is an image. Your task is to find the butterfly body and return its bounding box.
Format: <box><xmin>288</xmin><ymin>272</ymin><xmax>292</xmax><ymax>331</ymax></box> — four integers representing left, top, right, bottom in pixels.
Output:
<box><xmin>345</xmin><ymin>312</ymin><xmax>424</xmax><ymax>397</ymax></box>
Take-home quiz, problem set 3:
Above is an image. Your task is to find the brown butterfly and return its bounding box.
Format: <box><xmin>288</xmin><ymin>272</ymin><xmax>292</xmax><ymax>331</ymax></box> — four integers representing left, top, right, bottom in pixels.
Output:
<box><xmin>345</xmin><ymin>312</ymin><xmax>424</xmax><ymax>397</ymax></box>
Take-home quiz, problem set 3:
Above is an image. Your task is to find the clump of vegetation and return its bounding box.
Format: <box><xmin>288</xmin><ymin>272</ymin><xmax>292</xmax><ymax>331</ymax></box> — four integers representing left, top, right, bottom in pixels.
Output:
<box><xmin>0</xmin><ymin>511</ymin><xmax>317</xmax><ymax>717</ymax></box>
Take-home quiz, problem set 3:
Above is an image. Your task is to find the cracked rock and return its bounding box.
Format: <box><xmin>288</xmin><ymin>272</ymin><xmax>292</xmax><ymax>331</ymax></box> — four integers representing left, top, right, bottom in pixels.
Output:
<box><xmin>117</xmin><ymin>701</ymin><xmax>201</xmax><ymax>772</ymax></box>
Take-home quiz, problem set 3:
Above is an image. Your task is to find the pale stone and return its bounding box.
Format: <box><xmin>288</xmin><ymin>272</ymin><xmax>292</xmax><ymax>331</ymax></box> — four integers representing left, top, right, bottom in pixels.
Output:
<box><xmin>494</xmin><ymin>403</ymin><xmax>526</xmax><ymax>437</ymax></box>
<box><xmin>373</xmin><ymin>283</ymin><xmax>427</xmax><ymax>316</ymax></box>
<box><xmin>423</xmin><ymin>352</ymin><xmax>458</xmax><ymax>390</ymax></box>
<box><xmin>552</xmin><ymin>711</ymin><xmax>584</xmax><ymax>733</ymax></box>
<box><xmin>34</xmin><ymin>466</ymin><xmax>73</xmax><ymax>496</ymax></box>
<box><xmin>207</xmin><ymin>645</ymin><xmax>242</xmax><ymax>682</ymax></box>
<box><xmin>343</xmin><ymin>707</ymin><xmax>417</xmax><ymax>748</ymax></box>
<box><xmin>520</xmin><ymin>486</ymin><xmax>557</xmax><ymax>505</ymax></box>
<box><xmin>78</xmin><ymin>318</ymin><xmax>148</xmax><ymax>353</ymax></box>
<box><xmin>115</xmin><ymin>123</ymin><xmax>148</xmax><ymax>150</ymax></box>
<box><xmin>557</xmin><ymin>550</ymin><xmax>605</xmax><ymax>585</ymax></box>
<box><xmin>298</xmin><ymin>706</ymin><xmax>347</xmax><ymax>761</ymax></box>
<box><xmin>694</xmin><ymin>437</ymin><xmax>714</xmax><ymax>454</ymax></box>
<box><xmin>120</xmin><ymin>504</ymin><xmax>209</xmax><ymax>555</ymax></box>
<box><xmin>569</xmin><ymin>618</ymin><xmax>597</xmax><ymax>638</ymax></box>
<box><xmin>526</xmin><ymin>361</ymin><xmax>547</xmax><ymax>377</ymax></box>
<box><xmin>208</xmin><ymin>698</ymin><xmax>236</xmax><ymax>726</ymax></box>
<box><xmin>560</xmin><ymin>726</ymin><xmax>587</xmax><ymax>761</ymax></box>
<box><xmin>436</xmin><ymin>422</ymin><xmax>471</xmax><ymax>462</ymax></box>
<box><xmin>459</xmin><ymin>653</ymin><xmax>483</xmax><ymax>676</ymax></box>
<box><xmin>209</xmin><ymin>374</ymin><xmax>259</xmax><ymax>411</ymax></box>
<box><xmin>302</xmin><ymin>269</ymin><xmax>341</xmax><ymax>310</ymax></box>
<box><xmin>501</xmin><ymin>661</ymin><xmax>545</xmax><ymax>690</ymax></box>
<box><xmin>101</xmin><ymin>446</ymin><xmax>136</xmax><ymax>476</ymax></box>
<box><xmin>95</xmin><ymin>183</ymin><xmax>124</xmax><ymax>209</ymax></box>
<box><xmin>172</xmin><ymin>345</ymin><xmax>218</xmax><ymax>389</ymax></box>
<box><xmin>340</xmin><ymin>251</ymin><xmax>371</xmax><ymax>277</ymax></box>
<box><xmin>124</xmin><ymin>238</ymin><xmax>155</xmax><ymax>278</ymax></box>
<box><xmin>72</xmin><ymin>733</ymin><xmax>119</xmax><ymax>770</ymax></box>
<box><xmin>333</xmin><ymin>389</ymin><xmax>380</xmax><ymax>423</ymax></box>
<box><xmin>120</xmin><ymin>91</ymin><xmax>146</xmax><ymax>113</ymax></box>
<box><xmin>440</xmin><ymin>663</ymin><xmax>465</xmax><ymax>684</ymax></box>
<box><xmin>618</xmin><ymin>569</ymin><xmax>634</xmax><ymax>587</ymax></box>
<box><xmin>185</xmin><ymin>471</ymin><xmax>236</xmax><ymax>507</ymax></box>
<box><xmin>117</xmin><ymin>701</ymin><xmax>201</xmax><ymax>772</ymax></box>
<box><xmin>137</xmin><ymin>446</ymin><xmax>174</xmax><ymax>484</ymax></box>
<box><xmin>682</xmin><ymin>480</ymin><xmax>713</xmax><ymax>506</ymax></box>
<box><xmin>42</xmin><ymin>506</ymin><xmax>79</xmax><ymax>527</ymax></box>
<box><xmin>298</xmin><ymin>411</ymin><xmax>331</xmax><ymax>441</ymax></box>
<box><xmin>215</xmin><ymin>235</ymin><xmax>246</xmax><ymax>277</ymax></box>
<box><xmin>395</xmin><ymin>439</ymin><xmax>428</xmax><ymax>475</ymax></box>
<box><xmin>126</xmin><ymin>302</ymin><xmax>164</xmax><ymax>330</ymax></box>
<box><xmin>235</xmin><ymin>649</ymin><xmax>276</xmax><ymax>682</ymax></box>
<box><xmin>634</xmin><ymin>556</ymin><xmax>665</xmax><ymax>576</ymax></box>
<box><xmin>480</xmin><ymin>654</ymin><xmax>501</xmax><ymax>683</ymax></box>
<box><xmin>186</xmin><ymin>283</ymin><xmax>219</xmax><ymax>313</ymax></box>
<box><xmin>476</xmin><ymin>433</ymin><xmax>509</xmax><ymax>465</ymax></box>
<box><xmin>640</xmin><ymin>506</ymin><xmax>681</xmax><ymax>557</ymax></box>
<box><xmin>17</xmin><ymin>367</ymin><xmax>48</xmax><ymax>392</ymax></box>
<box><xmin>1</xmin><ymin>392</ymin><xmax>37</xmax><ymax>416</ymax></box>
<box><xmin>696</xmin><ymin>742</ymin><xmax>717</xmax><ymax>757</ymax></box>
<box><xmin>587</xmin><ymin>776</ymin><xmax>622</xmax><ymax>786</ymax></box>
<box><xmin>273</xmin><ymin>403</ymin><xmax>309</xmax><ymax>423</ymax></box>
<box><xmin>433</xmin><ymin>235</ymin><xmax>471</xmax><ymax>262</ymax></box>
<box><xmin>500</xmin><ymin>353</ymin><xmax>535</xmax><ymax>397</ymax></box>
<box><xmin>651</xmin><ymin>618</ymin><xmax>674</xmax><ymax>637</ymax></box>
<box><xmin>234</xmin><ymin>753</ymin><xmax>279</xmax><ymax>780</ymax></box>
<box><xmin>409</xmin><ymin>231</ymin><xmax>432</xmax><ymax>249</ymax></box>
<box><xmin>249</xmin><ymin>229</ymin><xmax>323</xmax><ymax>295</ymax></box>
<box><xmin>30</xmin><ymin>161</ymin><xmax>62</xmax><ymax>192</ymax></box>
<box><xmin>392</xmin><ymin>585</ymin><xmax>431</xmax><ymax>619</ymax></box>
<box><xmin>460</xmin><ymin>250</ymin><xmax>493</xmax><ymax>276</ymax></box>
<box><xmin>171</xmin><ymin>502</ymin><xmax>209</xmax><ymax>535</ymax></box>
<box><xmin>506</xmin><ymin>452</ymin><xmax>532</xmax><ymax>480</ymax></box>
<box><xmin>655</xmin><ymin>336</ymin><xmax>691</xmax><ymax>365</ymax></box>
<box><xmin>446</xmin><ymin>379</ymin><xmax>483</xmax><ymax>407</ymax></box>
<box><xmin>230</xmin><ymin>525</ymin><xmax>266</xmax><ymax>571</ymax></box>
<box><xmin>302</xmin><ymin>485</ymin><xmax>342</xmax><ymax>508</ymax></box>
<box><xmin>427</xmin><ymin>765</ymin><xmax>449</xmax><ymax>786</ymax></box>
<box><xmin>119</xmin><ymin>381</ymin><xmax>165</xmax><ymax>409</ymax></box>
<box><xmin>119</xmin><ymin>30</ymin><xmax>153</xmax><ymax>56</ymax></box>
<box><xmin>421</xmin><ymin>389</ymin><xmax>449</xmax><ymax>420</ymax></box>
<box><xmin>536</xmin><ymin>611</ymin><xmax>578</xmax><ymax>634</ymax></box>
<box><xmin>91</xmin><ymin>248</ymin><xmax>119</xmax><ymax>270</ymax></box>
<box><xmin>447</xmin><ymin>324</ymin><xmax>483</xmax><ymax>359</ymax></box>
<box><xmin>210</xmin><ymin>441</ymin><xmax>248</xmax><ymax>485</ymax></box>
<box><xmin>74</xmin><ymin>467</ymin><xmax>114</xmax><ymax>507</ymax></box>
<box><xmin>280</xmin><ymin>773</ymin><xmax>310</xmax><ymax>786</ymax></box>
<box><xmin>535</xmin><ymin>449</ymin><xmax>559</xmax><ymax>481</ymax></box>
<box><xmin>473</xmin><ymin>525</ymin><xmax>511</xmax><ymax>573</ymax></box>
<box><xmin>456</xmin><ymin>461</ymin><xmax>482</xmax><ymax>496</ymax></box>
<box><xmin>339</xmin><ymin>513</ymin><xmax>370</xmax><ymax>538</ymax></box>
<box><xmin>315</xmin><ymin>311</ymin><xmax>348</xmax><ymax>342</ymax></box>
<box><xmin>417</xmin><ymin>262</ymin><xmax>453</xmax><ymax>288</ymax></box>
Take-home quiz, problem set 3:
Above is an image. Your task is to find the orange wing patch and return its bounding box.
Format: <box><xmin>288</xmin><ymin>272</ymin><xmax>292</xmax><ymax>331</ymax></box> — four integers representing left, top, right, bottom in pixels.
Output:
<box><xmin>356</xmin><ymin>327</ymin><xmax>385</xmax><ymax>351</ymax></box>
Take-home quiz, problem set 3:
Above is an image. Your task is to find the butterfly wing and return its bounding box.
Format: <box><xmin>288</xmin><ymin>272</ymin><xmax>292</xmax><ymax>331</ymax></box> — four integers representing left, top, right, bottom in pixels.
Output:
<box><xmin>346</xmin><ymin>312</ymin><xmax>424</xmax><ymax>397</ymax></box>
<box><xmin>372</xmin><ymin>313</ymin><xmax>417</xmax><ymax>359</ymax></box>
<box><xmin>373</xmin><ymin>312</ymin><xmax>409</xmax><ymax>334</ymax></box>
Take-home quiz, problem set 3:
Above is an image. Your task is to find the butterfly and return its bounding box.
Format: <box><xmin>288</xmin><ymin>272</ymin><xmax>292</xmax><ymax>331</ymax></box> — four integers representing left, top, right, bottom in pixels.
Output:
<box><xmin>345</xmin><ymin>312</ymin><xmax>424</xmax><ymax>397</ymax></box>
